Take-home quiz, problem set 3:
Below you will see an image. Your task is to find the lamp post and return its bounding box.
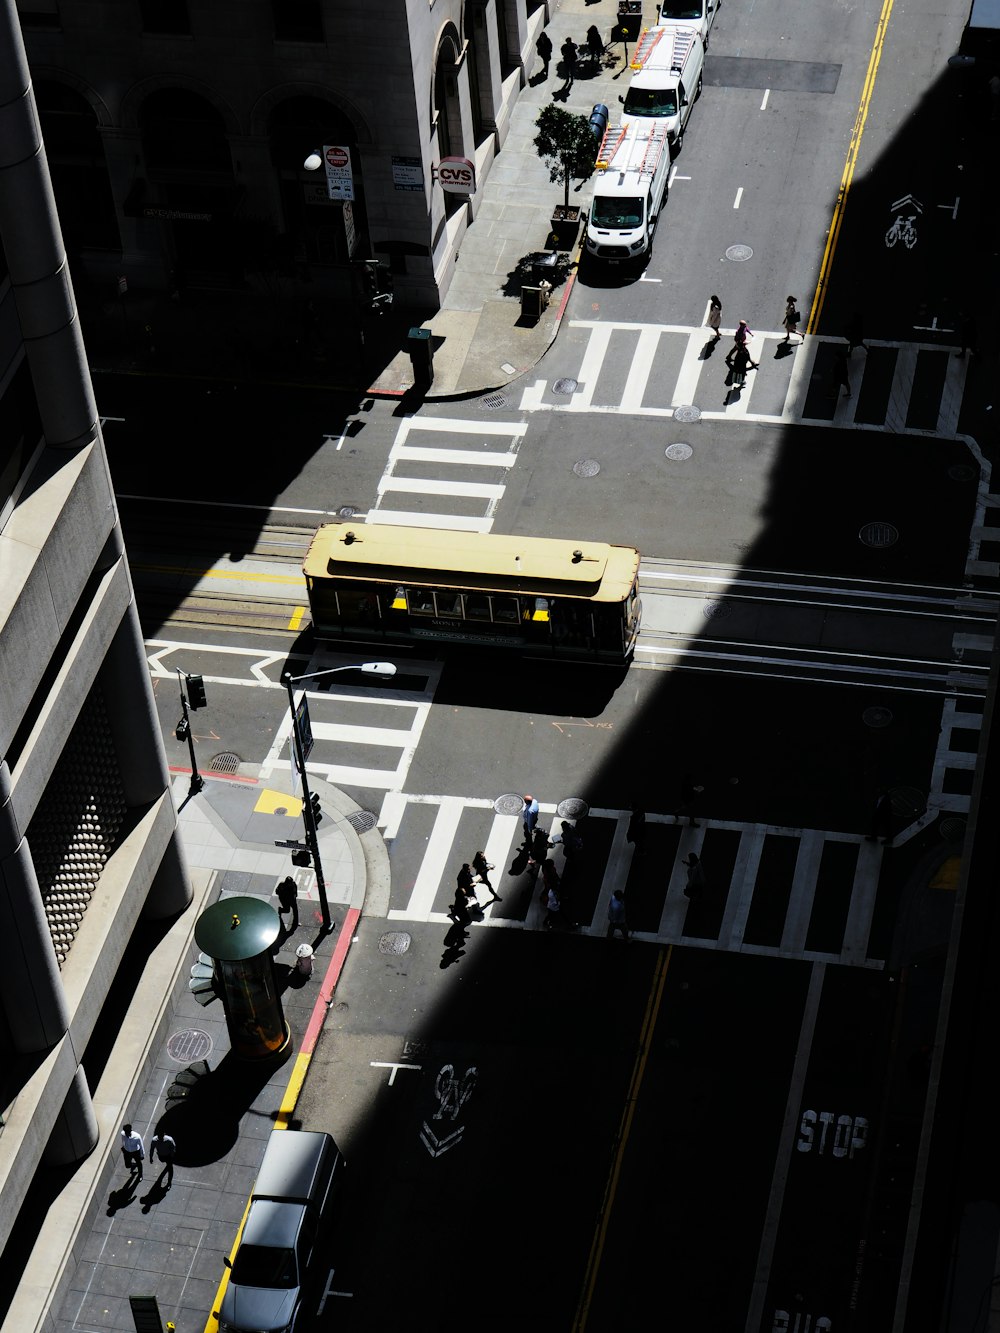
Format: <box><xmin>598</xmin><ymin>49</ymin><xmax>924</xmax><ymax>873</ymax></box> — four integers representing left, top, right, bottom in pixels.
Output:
<box><xmin>282</xmin><ymin>662</ymin><xmax>396</xmax><ymax>933</ymax></box>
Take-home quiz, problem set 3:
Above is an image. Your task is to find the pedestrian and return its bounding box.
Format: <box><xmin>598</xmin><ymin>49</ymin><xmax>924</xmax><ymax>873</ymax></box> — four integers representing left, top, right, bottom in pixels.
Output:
<box><xmin>120</xmin><ymin>1123</ymin><xmax>145</xmax><ymax>1179</ymax></box>
<box><xmin>457</xmin><ymin>862</ymin><xmax>480</xmax><ymax>910</ymax></box>
<box><xmin>831</xmin><ymin>345</ymin><xmax>851</xmax><ymax>398</ymax></box>
<box><xmin>682</xmin><ymin>853</ymin><xmax>705</xmax><ymax>899</ymax></box>
<box><xmin>150</xmin><ymin>1130</ymin><xmax>177</xmax><ymax>1189</ymax></box>
<box><xmin>845</xmin><ymin>311</ymin><xmax>866</xmax><ymax>356</ymax></box>
<box><xmin>449</xmin><ymin>885</ymin><xmax>472</xmax><ymax>929</ymax></box>
<box><xmin>275</xmin><ymin>876</ymin><xmax>299</xmax><ymax>929</ymax></box>
<box><xmin>522</xmin><ymin>793</ymin><xmax>540</xmax><ymax>842</ymax></box>
<box><xmin>782</xmin><ymin>296</ymin><xmax>802</xmax><ymax>343</ymax></box>
<box><xmin>626</xmin><ymin>806</ymin><xmax>646</xmax><ymax>853</ymax></box>
<box><xmin>866</xmin><ymin>789</ymin><xmax>894</xmax><ymax>846</ymax></box>
<box><xmin>473</xmin><ymin>850</ymin><xmax>500</xmax><ymax>901</ymax></box>
<box><xmin>607</xmin><ymin>889</ymin><xmax>630</xmax><ymax>940</ymax></box>
<box><xmin>733</xmin><ymin>318</ymin><xmax>752</xmax><ymax>351</ymax></box>
<box><xmin>706</xmin><ymin>294</ymin><xmax>722</xmax><ymax>341</ymax></box>
<box><xmin>956</xmin><ymin>312</ymin><xmax>978</xmax><ymax>359</ymax></box>
<box><xmin>586</xmin><ymin>24</ymin><xmax>604</xmax><ymax>64</ymax></box>
<box><xmin>528</xmin><ymin>825</ymin><xmax>552</xmax><ymax>868</ymax></box>
<box><xmin>674</xmin><ymin>774</ymin><xmax>704</xmax><ymax>827</ymax></box>
<box><xmin>536</xmin><ymin>29</ymin><xmax>553</xmax><ymax>78</ymax></box>
<box><xmin>550</xmin><ymin>820</ymin><xmax>582</xmax><ymax>860</ymax></box>
<box><xmin>727</xmin><ymin>343</ymin><xmax>757</xmax><ymax>385</ymax></box>
<box><xmin>560</xmin><ymin>36</ymin><xmax>578</xmax><ymax>89</ymax></box>
<box><xmin>544</xmin><ymin>881</ymin><xmax>563</xmax><ymax>930</ymax></box>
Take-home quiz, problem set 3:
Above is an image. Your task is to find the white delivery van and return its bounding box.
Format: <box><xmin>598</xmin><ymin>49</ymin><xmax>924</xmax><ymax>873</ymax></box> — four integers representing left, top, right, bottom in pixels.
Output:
<box><xmin>657</xmin><ymin>0</ymin><xmax>718</xmax><ymax>47</ymax></box>
<box><xmin>585</xmin><ymin>120</ymin><xmax>671</xmax><ymax>262</ymax></box>
<box><xmin>622</xmin><ymin>25</ymin><xmax>704</xmax><ymax>153</ymax></box>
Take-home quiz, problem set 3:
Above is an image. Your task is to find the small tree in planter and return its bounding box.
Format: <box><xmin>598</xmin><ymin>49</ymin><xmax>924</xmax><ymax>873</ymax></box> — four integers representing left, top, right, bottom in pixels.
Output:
<box><xmin>533</xmin><ymin>104</ymin><xmax>597</xmax><ymax>235</ymax></box>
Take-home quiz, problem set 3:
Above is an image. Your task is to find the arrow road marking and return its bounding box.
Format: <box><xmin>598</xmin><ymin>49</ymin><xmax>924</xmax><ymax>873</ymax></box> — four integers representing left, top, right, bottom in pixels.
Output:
<box><xmin>420</xmin><ymin>1123</ymin><xmax>466</xmax><ymax>1158</ymax></box>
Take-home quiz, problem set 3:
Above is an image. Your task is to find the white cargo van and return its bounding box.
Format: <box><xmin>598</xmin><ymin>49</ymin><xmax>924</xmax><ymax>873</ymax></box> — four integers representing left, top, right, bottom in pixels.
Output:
<box><xmin>622</xmin><ymin>25</ymin><xmax>704</xmax><ymax>153</ymax></box>
<box><xmin>657</xmin><ymin>0</ymin><xmax>718</xmax><ymax>47</ymax></box>
<box><xmin>585</xmin><ymin>121</ymin><xmax>671</xmax><ymax>262</ymax></box>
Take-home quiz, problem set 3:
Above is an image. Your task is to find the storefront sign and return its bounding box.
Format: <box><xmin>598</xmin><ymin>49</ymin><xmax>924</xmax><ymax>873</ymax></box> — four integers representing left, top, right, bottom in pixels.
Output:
<box><xmin>437</xmin><ymin>155</ymin><xmax>476</xmax><ymax>194</ymax></box>
<box><xmin>392</xmin><ymin>155</ymin><xmax>424</xmax><ymax>191</ymax></box>
<box><xmin>323</xmin><ymin>144</ymin><xmax>355</xmax><ymax>202</ymax></box>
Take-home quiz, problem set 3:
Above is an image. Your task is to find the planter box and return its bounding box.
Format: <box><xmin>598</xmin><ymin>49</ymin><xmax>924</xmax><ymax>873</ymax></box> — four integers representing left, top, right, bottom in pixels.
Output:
<box><xmin>549</xmin><ymin>206</ymin><xmax>581</xmax><ymax>250</ymax></box>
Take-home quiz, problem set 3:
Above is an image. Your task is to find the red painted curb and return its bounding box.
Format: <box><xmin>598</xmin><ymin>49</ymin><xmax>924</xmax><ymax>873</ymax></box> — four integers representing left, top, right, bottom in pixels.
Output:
<box><xmin>300</xmin><ymin>905</ymin><xmax>361</xmax><ymax>1055</ymax></box>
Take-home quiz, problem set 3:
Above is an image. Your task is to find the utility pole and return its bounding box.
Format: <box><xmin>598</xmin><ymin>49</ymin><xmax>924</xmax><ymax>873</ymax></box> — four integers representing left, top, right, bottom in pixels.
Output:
<box><xmin>174</xmin><ymin>670</ymin><xmax>206</xmax><ymax>796</ymax></box>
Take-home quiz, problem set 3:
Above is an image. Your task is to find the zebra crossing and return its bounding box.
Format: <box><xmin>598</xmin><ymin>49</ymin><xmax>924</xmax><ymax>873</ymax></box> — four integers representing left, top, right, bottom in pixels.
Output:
<box><xmin>519</xmin><ymin>321</ymin><xmax>971</xmax><ymax>435</ymax></box>
<box><xmin>379</xmin><ymin>793</ymin><xmax>889</xmax><ymax>968</ymax></box>
<box><xmin>258</xmin><ymin>653</ymin><xmax>441</xmax><ymax>792</ymax></box>
<box><xmin>367</xmin><ymin>414</ymin><xmax>527</xmax><ymax>532</ymax></box>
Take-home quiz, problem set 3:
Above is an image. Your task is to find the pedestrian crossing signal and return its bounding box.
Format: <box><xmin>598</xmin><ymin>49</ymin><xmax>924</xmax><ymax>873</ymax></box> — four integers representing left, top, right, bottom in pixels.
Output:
<box><xmin>292</xmin><ymin>848</ymin><xmax>311</xmax><ymax>867</ymax></box>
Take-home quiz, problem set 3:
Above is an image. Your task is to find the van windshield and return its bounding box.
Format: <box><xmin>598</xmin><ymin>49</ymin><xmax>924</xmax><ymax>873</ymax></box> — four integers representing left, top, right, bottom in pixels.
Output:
<box><xmin>623</xmin><ymin>85</ymin><xmax>678</xmax><ymax>117</ymax></box>
<box><xmin>660</xmin><ymin>0</ymin><xmax>703</xmax><ymax>17</ymax></box>
<box><xmin>231</xmin><ymin>1244</ymin><xmax>298</xmax><ymax>1289</ymax></box>
<box><xmin>592</xmin><ymin>196</ymin><xmax>644</xmax><ymax>228</ymax></box>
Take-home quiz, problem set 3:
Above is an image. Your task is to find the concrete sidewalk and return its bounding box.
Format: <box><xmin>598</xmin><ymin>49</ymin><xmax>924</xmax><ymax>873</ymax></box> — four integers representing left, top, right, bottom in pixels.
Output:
<box><xmin>7</xmin><ymin>772</ymin><xmax>386</xmax><ymax>1333</ymax></box>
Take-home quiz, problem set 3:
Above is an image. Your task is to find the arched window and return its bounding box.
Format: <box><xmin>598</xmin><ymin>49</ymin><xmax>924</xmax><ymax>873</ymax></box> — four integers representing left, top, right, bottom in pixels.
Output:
<box><xmin>269</xmin><ymin>97</ymin><xmax>365</xmax><ymax>266</ymax></box>
<box><xmin>36</xmin><ymin>82</ymin><xmax>118</xmax><ymax>251</ymax></box>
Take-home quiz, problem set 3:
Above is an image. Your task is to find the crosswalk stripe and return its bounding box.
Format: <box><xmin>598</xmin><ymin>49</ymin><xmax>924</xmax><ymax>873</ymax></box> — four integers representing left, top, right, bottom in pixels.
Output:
<box><xmin>308</xmin><ymin>721</ymin><xmax>416</xmax><ymax>748</ymax></box>
<box><xmin>391</xmin><ymin>445</ymin><xmax>519</xmax><ymax>467</ymax></box>
<box><xmin>588</xmin><ymin>811</ymin><xmax>634</xmax><ymax>935</ymax></box>
<box><xmin>572</xmin><ymin>323</ymin><xmax>614</xmax><ymax>411</ymax></box>
<box><xmin>395</xmin><ymin>797</ymin><xmax>466</xmax><ymax>917</ymax></box>
<box><xmin>780</xmin><ymin>831</ymin><xmax>825</xmax><ymax>953</ymax></box>
<box><xmin>718</xmin><ymin>825</ymin><xmax>766</xmax><ymax>950</ymax></box>
<box><xmin>885</xmin><ymin>345</ymin><xmax>918</xmax><ymax>433</ymax></box>
<box><xmin>841</xmin><ymin>841</ymin><xmax>881</xmax><ymax>965</ymax></box>
<box><xmin>621</xmin><ymin>326</ymin><xmax>662</xmax><ymax>413</ymax></box>
<box><xmin>377</xmin><ymin>476</ymin><xmax>507</xmax><ymax>499</ymax></box>
<box><xmin>399</xmin><ymin>416</ymin><xmax>528</xmax><ymax>438</ymax></box>
<box><xmin>673</xmin><ymin>329</ymin><xmax>708</xmax><ymax>410</ymax></box>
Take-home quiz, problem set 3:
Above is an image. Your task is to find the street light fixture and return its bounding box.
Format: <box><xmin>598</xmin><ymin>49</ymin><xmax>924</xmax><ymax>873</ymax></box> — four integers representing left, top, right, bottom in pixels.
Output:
<box><xmin>281</xmin><ymin>662</ymin><xmax>397</xmax><ymax>933</ymax></box>
<box><xmin>303</xmin><ymin>150</ymin><xmax>323</xmax><ymax>172</ymax></box>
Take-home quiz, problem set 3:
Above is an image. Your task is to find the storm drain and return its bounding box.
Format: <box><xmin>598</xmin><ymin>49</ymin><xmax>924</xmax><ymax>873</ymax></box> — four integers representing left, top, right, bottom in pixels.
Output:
<box><xmin>939</xmin><ymin>816</ymin><xmax>967</xmax><ymax>843</ymax></box>
<box><xmin>209</xmin><ymin>752</ymin><xmax>240</xmax><ymax>773</ymax></box>
<box><xmin>482</xmin><ymin>393</ymin><xmax>509</xmax><ymax>409</ymax></box>
<box><xmin>378</xmin><ymin>931</ymin><xmax>412</xmax><ymax>955</ymax></box>
<box><xmin>166</xmin><ymin>1030</ymin><xmax>213</xmax><ymax>1064</ymax></box>
<box><xmin>346</xmin><ymin>810</ymin><xmax>378</xmax><ymax>833</ymax></box>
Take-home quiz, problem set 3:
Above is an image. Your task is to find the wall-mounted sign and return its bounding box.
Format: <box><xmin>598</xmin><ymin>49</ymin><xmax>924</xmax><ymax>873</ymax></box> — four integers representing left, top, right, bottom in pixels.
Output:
<box><xmin>437</xmin><ymin>155</ymin><xmax>476</xmax><ymax>195</ymax></box>
<box><xmin>392</xmin><ymin>156</ymin><xmax>424</xmax><ymax>191</ymax></box>
<box><xmin>323</xmin><ymin>144</ymin><xmax>355</xmax><ymax>202</ymax></box>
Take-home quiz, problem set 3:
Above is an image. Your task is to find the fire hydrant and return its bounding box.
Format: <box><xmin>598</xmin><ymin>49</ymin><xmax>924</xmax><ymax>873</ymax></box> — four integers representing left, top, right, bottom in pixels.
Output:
<box><xmin>295</xmin><ymin>943</ymin><xmax>314</xmax><ymax>977</ymax></box>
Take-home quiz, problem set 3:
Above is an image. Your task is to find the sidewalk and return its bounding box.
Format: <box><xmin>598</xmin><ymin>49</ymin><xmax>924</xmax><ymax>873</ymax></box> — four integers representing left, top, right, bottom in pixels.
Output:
<box><xmin>78</xmin><ymin>0</ymin><xmax>639</xmax><ymax>402</ymax></box>
<box><xmin>7</xmin><ymin>771</ymin><xmax>387</xmax><ymax>1333</ymax></box>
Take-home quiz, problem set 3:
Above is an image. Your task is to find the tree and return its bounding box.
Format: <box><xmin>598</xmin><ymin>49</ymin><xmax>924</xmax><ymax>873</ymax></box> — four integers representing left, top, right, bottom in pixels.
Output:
<box><xmin>533</xmin><ymin>104</ymin><xmax>597</xmax><ymax>209</ymax></box>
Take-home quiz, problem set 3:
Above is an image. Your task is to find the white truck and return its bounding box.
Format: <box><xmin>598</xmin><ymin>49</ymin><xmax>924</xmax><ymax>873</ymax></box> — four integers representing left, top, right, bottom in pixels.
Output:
<box><xmin>585</xmin><ymin>120</ymin><xmax>671</xmax><ymax>262</ymax></box>
<box><xmin>621</xmin><ymin>24</ymin><xmax>705</xmax><ymax>154</ymax></box>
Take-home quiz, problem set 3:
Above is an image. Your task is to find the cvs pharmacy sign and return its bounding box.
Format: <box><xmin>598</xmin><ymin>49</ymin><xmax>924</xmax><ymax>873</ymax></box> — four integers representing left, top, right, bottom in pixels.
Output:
<box><xmin>437</xmin><ymin>156</ymin><xmax>476</xmax><ymax>194</ymax></box>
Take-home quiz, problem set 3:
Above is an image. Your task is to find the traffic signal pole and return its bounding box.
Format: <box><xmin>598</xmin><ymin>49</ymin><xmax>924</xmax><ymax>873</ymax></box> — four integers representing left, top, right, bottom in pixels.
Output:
<box><xmin>283</xmin><ymin>672</ymin><xmax>332</xmax><ymax>935</ymax></box>
<box><xmin>174</xmin><ymin>670</ymin><xmax>205</xmax><ymax>797</ymax></box>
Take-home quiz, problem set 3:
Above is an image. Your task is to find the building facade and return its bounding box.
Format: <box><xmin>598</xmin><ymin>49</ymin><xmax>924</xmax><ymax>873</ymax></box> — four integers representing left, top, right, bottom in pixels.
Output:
<box><xmin>0</xmin><ymin>0</ymin><xmax>190</xmax><ymax>1314</ymax></box>
<box><xmin>17</xmin><ymin>0</ymin><xmax>545</xmax><ymax>310</ymax></box>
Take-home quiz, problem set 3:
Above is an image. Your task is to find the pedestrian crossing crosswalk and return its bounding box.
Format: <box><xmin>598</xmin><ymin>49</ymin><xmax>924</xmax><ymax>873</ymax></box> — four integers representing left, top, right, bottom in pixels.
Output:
<box><xmin>379</xmin><ymin>793</ymin><xmax>889</xmax><ymax>968</ymax></box>
<box><xmin>519</xmin><ymin>321</ymin><xmax>971</xmax><ymax>435</ymax></box>
<box><xmin>367</xmin><ymin>414</ymin><xmax>527</xmax><ymax>532</ymax></box>
<box><xmin>259</xmin><ymin>655</ymin><xmax>441</xmax><ymax>792</ymax></box>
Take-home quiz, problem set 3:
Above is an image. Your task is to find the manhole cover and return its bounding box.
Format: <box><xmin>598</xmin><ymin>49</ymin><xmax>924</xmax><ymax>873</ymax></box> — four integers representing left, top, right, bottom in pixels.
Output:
<box><xmin>482</xmin><ymin>393</ymin><xmax>509</xmax><ymax>409</ymax></box>
<box><xmin>725</xmin><ymin>244</ymin><xmax>754</xmax><ymax>262</ymax></box>
<box><xmin>166</xmin><ymin>1029</ymin><xmax>213</xmax><ymax>1064</ymax></box>
<box><xmin>557</xmin><ymin>797</ymin><xmax>590</xmax><ymax>819</ymax></box>
<box><xmin>673</xmin><ymin>405</ymin><xmax>701</xmax><ymax>423</ymax></box>
<box><xmin>495</xmin><ymin>792</ymin><xmax>526</xmax><ymax>816</ymax></box>
<box><xmin>859</xmin><ymin>521</ymin><xmax>899</xmax><ymax>548</ymax></box>
<box><xmin>378</xmin><ymin>931</ymin><xmax>412</xmax><ymax>955</ymax></box>
<box><xmin>209</xmin><ymin>752</ymin><xmax>240</xmax><ymax>773</ymax></box>
<box><xmin>337</xmin><ymin>505</ymin><xmax>358</xmax><ymax>519</ymax></box>
<box><xmin>704</xmin><ymin>600</ymin><xmax>732</xmax><ymax>618</ymax></box>
<box><xmin>553</xmin><ymin>378</ymin><xmax>579</xmax><ymax>395</ymax></box>
<box><xmin>862</xmin><ymin>706</ymin><xmax>894</xmax><ymax>728</ymax></box>
<box><xmin>665</xmin><ymin>442</ymin><xmax>693</xmax><ymax>461</ymax></box>
<box><xmin>573</xmin><ymin>459</ymin><xmax>601</xmax><ymax>477</ymax></box>
<box><xmin>890</xmin><ymin>786</ymin><xmax>926</xmax><ymax>820</ymax></box>
<box><xmin>948</xmin><ymin>465</ymin><xmax>977</xmax><ymax>481</ymax></box>
<box><xmin>346</xmin><ymin>810</ymin><xmax>378</xmax><ymax>833</ymax></box>
<box><xmin>939</xmin><ymin>816</ymin><xmax>967</xmax><ymax>842</ymax></box>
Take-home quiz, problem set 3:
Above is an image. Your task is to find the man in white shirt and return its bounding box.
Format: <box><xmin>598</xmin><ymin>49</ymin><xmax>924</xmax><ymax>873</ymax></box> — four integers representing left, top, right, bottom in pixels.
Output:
<box><xmin>120</xmin><ymin>1123</ymin><xmax>145</xmax><ymax>1179</ymax></box>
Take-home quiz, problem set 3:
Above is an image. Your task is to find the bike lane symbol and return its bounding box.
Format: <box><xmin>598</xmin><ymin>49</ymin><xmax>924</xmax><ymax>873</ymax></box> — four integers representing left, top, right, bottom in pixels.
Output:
<box><xmin>420</xmin><ymin>1063</ymin><xmax>477</xmax><ymax>1158</ymax></box>
<box><xmin>885</xmin><ymin>193</ymin><xmax>923</xmax><ymax>249</ymax></box>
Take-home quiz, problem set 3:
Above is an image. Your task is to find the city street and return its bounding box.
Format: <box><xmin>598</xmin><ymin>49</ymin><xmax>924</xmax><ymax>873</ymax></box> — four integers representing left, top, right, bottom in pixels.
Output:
<box><xmin>87</xmin><ymin>0</ymin><xmax>1000</xmax><ymax>1328</ymax></box>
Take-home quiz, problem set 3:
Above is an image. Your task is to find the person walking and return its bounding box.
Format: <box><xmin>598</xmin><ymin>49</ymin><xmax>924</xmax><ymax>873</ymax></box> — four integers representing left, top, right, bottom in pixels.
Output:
<box><xmin>522</xmin><ymin>793</ymin><xmax>540</xmax><ymax>842</ymax></box>
<box><xmin>449</xmin><ymin>883</ymin><xmax>473</xmax><ymax>930</ymax></box>
<box><xmin>727</xmin><ymin>343</ymin><xmax>757</xmax><ymax>385</ymax></box>
<box><xmin>845</xmin><ymin>311</ymin><xmax>866</xmax><ymax>356</ymax></box>
<box><xmin>626</xmin><ymin>806</ymin><xmax>646</xmax><ymax>854</ymax></box>
<box><xmin>150</xmin><ymin>1131</ymin><xmax>177</xmax><ymax>1189</ymax></box>
<box><xmin>560</xmin><ymin>36</ymin><xmax>578</xmax><ymax>91</ymax></box>
<box><xmin>733</xmin><ymin>318</ymin><xmax>752</xmax><ymax>352</ymax></box>
<box><xmin>683</xmin><ymin>853</ymin><xmax>706</xmax><ymax>899</ymax></box>
<box><xmin>456</xmin><ymin>862</ymin><xmax>480</xmax><ymax>910</ymax></box>
<box><xmin>120</xmin><ymin>1123</ymin><xmax>145</xmax><ymax>1179</ymax></box>
<box><xmin>544</xmin><ymin>881</ymin><xmax>563</xmax><ymax>930</ymax></box>
<box><xmin>275</xmin><ymin>876</ymin><xmax>299</xmax><ymax>929</ymax></box>
<box><xmin>831</xmin><ymin>346</ymin><xmax>852</xmax><ymax>398</ymax></box>
<box><xmin>675</xmin><ymin>774</ymin><xmax>704</xmax><ymax>827</ymax></box>
<box><xmin>473</xmin><ymin>850</ymin><xmax>500</xmax><ymax>901</ymax></box>
<box><xmin>607</xmin><ymin>889</ymin><xmax>630</xmax><ymax>940</ymax></box>
<box><xmin>706</xmin><ymin>294</ymin><xmax>722</xmax><ymax>341</ymax></box>
<box><xmin>586</xmin><ymin>24</ymin><xmax>605</xmax><ymax>65</ymax></box>
<box><xmin>865</xmin><ymin>789</ymin><xmax>894</xmax><ymax>846</ymax></box>
<box><xmin>782</xmin><ymin>296</ymin><xmax>802</xmax><ymax>344</ymax></box>
<box><xmin>536</xmin><ymin>29</ymin><xmax>553</xmax><ymax>78</ymax></box>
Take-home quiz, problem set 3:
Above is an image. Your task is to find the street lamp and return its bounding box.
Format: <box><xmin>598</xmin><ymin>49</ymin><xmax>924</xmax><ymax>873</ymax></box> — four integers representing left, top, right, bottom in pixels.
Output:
<box><xmin>282</xmin><ymin>662</ymin><xmax>397</xmax><ymax>933</ymax></box>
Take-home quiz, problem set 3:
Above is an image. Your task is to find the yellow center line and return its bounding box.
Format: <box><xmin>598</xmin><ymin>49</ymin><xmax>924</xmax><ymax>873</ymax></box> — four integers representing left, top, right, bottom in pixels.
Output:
<box><xmin>807</xmin><ymin>0</ymin><xmax>896</xmax><ymax>334</ymax></box>
<box><xmin>133</xmin><ymin>562</ymin><xmax>306</xmax><ymax>586</ymax></box>
<box><xmin>572</xmin><ymin>945</ymin><xmax>673</xmax><ymax>1332</ymax></box>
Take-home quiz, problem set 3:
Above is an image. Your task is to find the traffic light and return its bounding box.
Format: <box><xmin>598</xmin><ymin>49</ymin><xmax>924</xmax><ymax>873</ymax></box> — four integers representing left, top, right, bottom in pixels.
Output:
<box><xmin>309</xmin><ymin>792</ymin><xmax>323</xmax><ymax>826</ymax></box>
<box><xmin>291</xmin><ymin>847</ymin><xmax>311</xmax><ymax>867</ymax></box>
<box><xmin>175</xmin><ymin>718</ymin><xmax>190</xmax><ymax>742</ymax></box>
<box><xmin>361</xmin><ymin>260</ymin><xmax>377</xmax><ymax>300</ymax></box>
<box><xmin>187</xmin><ymin>674</ymin><xmax>207</xmax><ymax>710</ymax></box>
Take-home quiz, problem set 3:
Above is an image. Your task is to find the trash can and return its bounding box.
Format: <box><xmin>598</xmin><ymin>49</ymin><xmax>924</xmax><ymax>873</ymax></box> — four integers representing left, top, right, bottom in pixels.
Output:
<box><xmin>407</xmin><ymin>326</ymin><xmax>434</xmax><ymax>387</ymax></box>
<box><xmin>295</xmin><ymin>943</ymin><xmax>314</xmax><ymax>977</ymax></box>
<box><xmin>589</xmin><ymin>103</ymin><xmax>610</xmax><ymax>143</ymax></box>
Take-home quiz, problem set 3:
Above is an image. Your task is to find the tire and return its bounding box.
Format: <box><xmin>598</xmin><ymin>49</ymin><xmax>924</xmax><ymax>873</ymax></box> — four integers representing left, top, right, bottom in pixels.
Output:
<box><xmin>696</xmin><ymin>72</ymin><xmax>703</xmax><ymax>100</ymax></box>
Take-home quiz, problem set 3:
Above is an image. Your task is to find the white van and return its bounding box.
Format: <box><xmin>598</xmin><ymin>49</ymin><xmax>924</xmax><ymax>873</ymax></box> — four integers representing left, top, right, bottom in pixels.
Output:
<box><xmin>585</xmin><ymin>121</ymin><xmax>671</xmax><ymax>262</ymax></box>
<box><xmin>657</xmin><ymin>0</ymin><xmax>718</xmax><ymax>47</ymax></box>
<box><xmin>622</xmin><ymin>25</ymin><xmax>704</xmax><ymax>153</ymax></box>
